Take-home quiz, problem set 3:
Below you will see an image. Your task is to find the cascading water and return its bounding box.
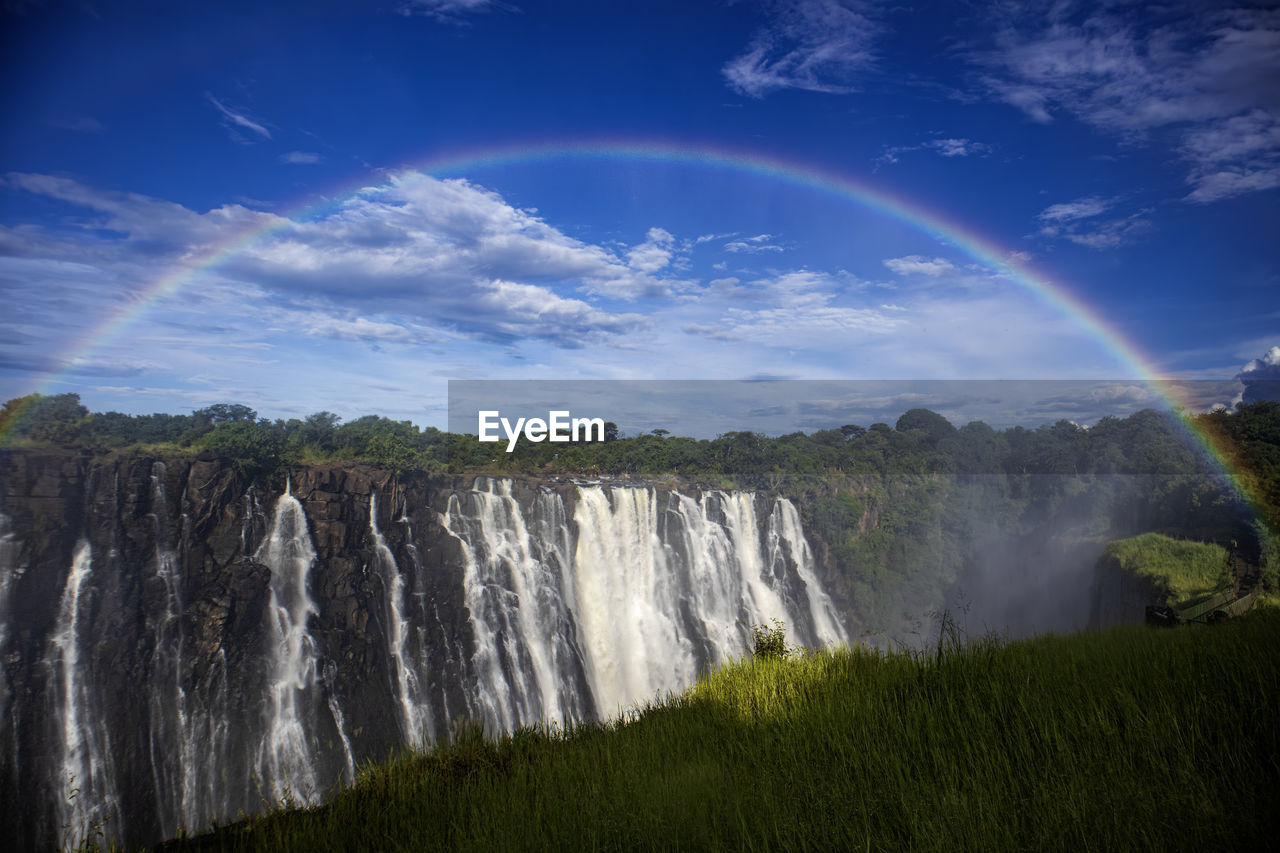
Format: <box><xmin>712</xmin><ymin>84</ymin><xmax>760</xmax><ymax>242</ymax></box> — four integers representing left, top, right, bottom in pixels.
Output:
<box><xmin>572</xmin><ymin>487</ymin><xmax>848</xmax><ymax>716</ymax></box>
<box><xmin>572</xmin><ymin>486</ymin><xmax>699</xmax><ymax>716</ymax></box>
<box><xmin>254</xmin><ymin>481</ymin><xmax>325</xmax><ymax>804</ymax></box>
<box><xmin>5</xmin><ymin>468</ymin><xmax>849</xmax><ymax>850</ymax></box>
<box><xmin>145</xmin><ymin>462</ymin><xmax>195</xmax><ymax>834</ymax></box>
<box><xmin>767</xmin><ymin>498</ymin><xmax>845</xmax><ymax>646</ymax></box>
<box><xmin>46</xmin><ymin>540</ymin><xmax>122</xmax><ymax>850</ymax></box>
<box><xmin>370</xmin><ymin>491</ymin><xmax>431</xmax><ymax>744</ymax></box>
<box><xmin>440</xmin><ymin>478</ymin><xmax>592</xmax><ymax>733</ymax></box>
<box><xmin>0</xmin><ymin>510</ymin><xmax>19</xmax><ymax>799</ymax></box>
<box><xmin>321</xmin><ymin>659</ymin><xmax>357</xmax><ymax>784</ymax></box>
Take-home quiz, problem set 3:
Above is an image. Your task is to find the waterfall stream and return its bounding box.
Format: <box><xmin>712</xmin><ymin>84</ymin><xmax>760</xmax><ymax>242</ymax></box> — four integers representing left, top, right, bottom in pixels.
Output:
<box><xmin>254</xmin><ymin>483</ymin><xmax>325</xmax><ymax>804</ymax></box>
<box><xmin>46</xmin><ymin>540</ymin><xmax>122</xmax><ymax>848</ymax></box>
<box><xmin>5</xmin><ymin>474</ymin><xmax>847</xmax><ymax>850</ymax></box>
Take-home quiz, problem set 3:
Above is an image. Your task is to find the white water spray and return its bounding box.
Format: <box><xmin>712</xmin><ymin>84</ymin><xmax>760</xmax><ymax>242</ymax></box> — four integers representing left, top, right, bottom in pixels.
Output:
<box><xmin>370</xmin><ymin>491</ymin><xmax>430</xmax><ymax>743</ymax></box>
<box><xmin>254</xmin><ymin>483</ymin><xmax>323</xmax><ymax>804</ymax></box>
<box><xmin>47</xmin><ymin>540</ymin><xmax>121</xmax><ymax>850</ymax></box>
<box><xmin>440</xmin><ymin>479</ymin><xmax>587</xmax><ymax>732</ymax></box>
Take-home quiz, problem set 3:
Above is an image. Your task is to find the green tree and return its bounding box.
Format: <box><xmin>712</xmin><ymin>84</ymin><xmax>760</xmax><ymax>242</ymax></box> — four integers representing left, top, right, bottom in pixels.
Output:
<box><xmin>199</xmin><ymin>420</ymin><xmax>283</xmax><ymax>478</ymax></box>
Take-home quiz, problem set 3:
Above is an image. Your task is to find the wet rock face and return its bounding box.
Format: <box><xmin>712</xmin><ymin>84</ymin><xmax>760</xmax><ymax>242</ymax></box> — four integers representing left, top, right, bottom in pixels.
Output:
<box><xmin>0</xmin><ymin>453</ymin><xmax>846</xmax><ymax>851</ymax></box>
<box><xmin>1088</xmin><ymin>550</ymin><xmax>1169</xmax><ymax>629</ymax></box>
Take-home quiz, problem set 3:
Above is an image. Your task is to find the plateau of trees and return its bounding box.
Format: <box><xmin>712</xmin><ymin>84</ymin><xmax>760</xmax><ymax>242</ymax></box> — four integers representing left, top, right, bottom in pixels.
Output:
<box><xmin>3</xmin><ymin>391</ymin><xmax>1277</xmax><ymax>633</ymax></box>
<box><xmin>2</xmin><ymin>394</ymin><xmax>1276</xmax><ymax>501</ymax></box>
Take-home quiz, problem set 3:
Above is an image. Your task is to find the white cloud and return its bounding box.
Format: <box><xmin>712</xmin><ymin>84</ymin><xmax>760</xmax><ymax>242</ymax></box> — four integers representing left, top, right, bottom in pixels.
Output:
<box><xmin>928</xmin><ymin>138</ymin><xmax>989</xmax><ymax>157</ymax></box>
<box><xmin>5</xmin><ymin>171</ymin><xmax>671</xmax><ymax>350</ymax></box>
<box><xmin>725</xmin><ymin>233</ymin><xmax>785</xmax><ymax>254</ymax></box>
<box><xmin>876</xmin><ymin>137</ymin><xmax>990</xmax><ymax>168</ymax></box>
<box><xmin>1240</xmin><ymin>345</ymin><xmax>1280</xmax><ymax>379</ymax></box>
<box><xmin>1035</xmin><ymin>197</ymin><xmax>1150</xmax><ymax>249</ymax></box>
<box><xmin>974</xmin><ymin>5</ymin><xmax>1280</xmax><ymax>202</ymax></box>
<box><xmin>626</xmin><ymin>227</ymin><xmax>677</xmax><ymax>273</ymax></box>
<box><xmin>206</xmin><ymin>95</ymin><xmax>271</xmax><ymax>141</ymax></box>
<box><xmin>694</xmin><ymin>232</ymin><xmax>735</xmax><ymax>245</ymax></box>
<box><xmin>1037</xmin><ymin>196</ymin><xmax>1110</xmax><ymax>222</ymax></box>
<box><xmin>299</xmin><ymin>315</ymin><xmax>438</xmax><ymax>344</ymax></box>
<box><xmin>883</xmin><ymin>255</ymin><xmax>955</xmax><ymax>277</ymax></box>
<box><xmin>3</xmin><ymin>171</ymin><xmax>275</xmax><ymax>248</ymax></box>
<box><xmin>723</xmin><ymin>0</ymin><xmax>879</xmax><ymax>97</ymax></box>
<box><xmin>1237</xmin><ymin>344</ymin><xmax>1280</xmax><ymax>403</ymax></box>
<box><xmin>399</xmin><ymin>0</ymin><xmax>502</xmax><ymax>22</ymax></box>
<box><xmin>280</xmin><ymin>151</ymin><xmax>324</xmax><ymax>165</ymax></box>
<box><xmin>683</xmin><ymin>269</ymin><xmax>899</xmax><ymax>345</ymax></box>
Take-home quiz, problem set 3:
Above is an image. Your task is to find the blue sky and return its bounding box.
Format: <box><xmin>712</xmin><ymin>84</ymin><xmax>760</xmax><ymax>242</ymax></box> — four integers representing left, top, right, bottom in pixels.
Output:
<box><xmin>1</xmin><ymin>0</ymin><xmax>1277</xmax><ymax>428</ymax></box>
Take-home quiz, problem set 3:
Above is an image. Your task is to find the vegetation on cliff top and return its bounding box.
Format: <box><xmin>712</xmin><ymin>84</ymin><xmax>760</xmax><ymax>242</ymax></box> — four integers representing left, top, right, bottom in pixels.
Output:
<box><xmin>5</xmin><ymin>392</ymin><xmax>1278</xmax><ymax>625</ymax></box>
<box><xmin>1102</xmin><ymin>533</ymin><xmax>1233</xmax><ymax>608</ymax></box>
<box><xmin>151</xmin><ymin>609</ymin><xmax>1280</xmax><ymax>852</ymax></box>
<box><xmin>2</xmin><ymin>392</ymin><xmax>1277</xmax><ymax>495</ymax></box>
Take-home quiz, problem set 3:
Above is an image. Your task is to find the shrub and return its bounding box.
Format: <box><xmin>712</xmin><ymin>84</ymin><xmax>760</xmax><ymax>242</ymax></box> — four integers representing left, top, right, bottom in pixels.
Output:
<box><xmin>751</xmin><ymin>620</ymin><xmax>790</xmax><ymax>660</ymax></box>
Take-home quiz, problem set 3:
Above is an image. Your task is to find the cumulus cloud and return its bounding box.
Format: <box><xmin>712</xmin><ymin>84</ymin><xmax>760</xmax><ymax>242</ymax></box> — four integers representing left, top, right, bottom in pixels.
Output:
<box><xmin>883</xmin><ymin>255</ymin><xmax>955</xmax><ymax>277</ymax></box>
<box><xmin>723</xmin><ymin>0</ymin><xmax>879</xmax><ymax>97</ymax></box>
<box><xmin>4</xmin><ymin>170</ymin><xmax>669</xmax><ymax>351</ymax></box>
<box><xmin>626</xmin><ymin>227</ymin><xmax>677</xmax><ymax>273</ymax></box>
<box><xmin>682</xmin><ymin>269</ymin><xmax>899</xmax><ymax>345</ymax></box>
<box><xmin>973</xmin><ymin>4</ymin><xmax>1280</xmax><ymax>202</ymax></box>
<box><xmin>1238</xmin><ymin>345</ymin><xmax>1280</xmax><ymax>404</ymax></box>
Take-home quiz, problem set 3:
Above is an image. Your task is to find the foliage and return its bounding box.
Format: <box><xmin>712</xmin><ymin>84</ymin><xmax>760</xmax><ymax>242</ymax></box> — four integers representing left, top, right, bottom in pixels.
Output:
<box><xmin>1102</xmin><ymin>532</ymin><xmax>1231</xmax><ymax>607</ymax></box>
<box><xmin>3</xmin><ymin>392</ymin><xmax>1275</xmax><ymax>620</ymax></box>
<box><xmin>168</xmin><ymin>609</ymin><xmax>1280</xmax><ymax>852</ymax></box>
<box><xmin>200</xmin><ymin>421</ymin><xmax>285</xmax><ymax>478</ymax></box>
<box><xmin>0</xmin><ymin>393</ymin><xmax>89</xmax><ymax>443</ymax></box>
<box><xmin>751</xmin><ymin>620</ymin><xmax>791</xmax><ymax>660</ymax></box>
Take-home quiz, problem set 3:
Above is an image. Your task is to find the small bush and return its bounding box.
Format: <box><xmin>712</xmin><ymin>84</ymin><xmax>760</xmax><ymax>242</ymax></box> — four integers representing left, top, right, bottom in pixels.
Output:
<box><xmin>751</xmin><ymin>620</ymin><xmax>790</xmax><ymax>660</ymax></box>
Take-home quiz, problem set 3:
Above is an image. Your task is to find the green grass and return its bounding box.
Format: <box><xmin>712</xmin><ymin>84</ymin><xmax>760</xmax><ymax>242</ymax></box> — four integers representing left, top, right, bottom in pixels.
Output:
<box><xmin>1104</xmin><ymin>532</ymin><xmax>1232</xmax><ymax>607</ymax></box>
<box><xmin>158</xmin><ymin>610</ymin><xmax>1280</xmax><ymax>852</ymax></box>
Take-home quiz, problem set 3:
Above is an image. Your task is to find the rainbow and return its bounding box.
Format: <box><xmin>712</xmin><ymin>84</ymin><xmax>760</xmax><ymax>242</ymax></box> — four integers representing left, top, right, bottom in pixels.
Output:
<box><xmin>0</xmin><ymin>138</ymin><xmax>1267</xmax><ymax>524</ymax></box>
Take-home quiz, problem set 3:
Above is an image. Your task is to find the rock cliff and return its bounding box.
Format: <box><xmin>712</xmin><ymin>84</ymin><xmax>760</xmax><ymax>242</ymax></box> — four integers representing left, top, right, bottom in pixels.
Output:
<box><xmin>0</xmin><ymin>449</ymin><xmax>846</xmax><ymax>850</ymax></box>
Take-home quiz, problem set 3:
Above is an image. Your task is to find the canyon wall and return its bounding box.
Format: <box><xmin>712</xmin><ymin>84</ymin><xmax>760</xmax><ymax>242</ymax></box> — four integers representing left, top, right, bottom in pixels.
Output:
<box><xmin>0</xmin><ymin>451</ymin><xmax>846</xmax><ymax>850</ymax></box>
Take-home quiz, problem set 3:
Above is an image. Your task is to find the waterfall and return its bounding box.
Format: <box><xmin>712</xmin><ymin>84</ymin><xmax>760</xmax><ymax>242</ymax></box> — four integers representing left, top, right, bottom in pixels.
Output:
<box><xmin>767</xmin><ymin>498</ymin><xmax>845</xmax><ymax>647</ymax></box>
<box><xmin>254</xmin><ymin>483</ymin><xmax>324</xmax><ymax>804</ymax></box>
<box><xmin>572</xmin><ymin>486</ymin><xmax>698</xmax><ymax>717</ymax></box>
<box><xmin>320</xmin><ymin>659</ymin><xmax>356</xmax><ymax>784</ymax></box>
<box><xmin>441</xmin><ymin>480</ymin><xmax>848</xmax><ymax>724</ymax></box>
<box><xmin>439</xmin><ymin>478</ymin><xmax>590</xmax><ymax>733</ymax></box>
<box><xmin>6</xmin><ymin>469</ymin><xmax>849</xmax><ymax>850</ymax></box>
<box><xmin>571</xmin><ymin>487</ymin><xmax>847</xmax><ymax>717</ymax></box>
<box><xmin>145</xmin><ymin>462</ymin><xmax>195</xmax><ymax>834</ymax></box>
<box><xmin>370</xmin><ymin>492</ymin><xmax>430</xmax><ymax>744</ymax></box>
<box><xmin>0</xmin><ymin>510</ymin><xmax>19</xmax><ymax>800</ymax></box>
<box><xmin>46</xmin><ymin>540</ymin><xmax>122</xmax><ymax>850</ymax></box>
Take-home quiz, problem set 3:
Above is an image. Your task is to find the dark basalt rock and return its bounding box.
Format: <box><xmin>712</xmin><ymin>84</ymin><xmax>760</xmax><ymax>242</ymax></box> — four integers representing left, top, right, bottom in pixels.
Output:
<box><xmin>0</xmin><ymin>450</ymin><xmax>844</xmax><ymax>851</ymax></box>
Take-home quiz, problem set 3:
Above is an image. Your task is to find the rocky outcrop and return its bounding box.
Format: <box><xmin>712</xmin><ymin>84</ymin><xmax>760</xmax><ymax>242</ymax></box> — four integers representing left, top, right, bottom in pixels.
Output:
<box><xmin>1088</xmin><ymin>549</ymin><xmax>1170</xmax><ymax>629</ymax></box>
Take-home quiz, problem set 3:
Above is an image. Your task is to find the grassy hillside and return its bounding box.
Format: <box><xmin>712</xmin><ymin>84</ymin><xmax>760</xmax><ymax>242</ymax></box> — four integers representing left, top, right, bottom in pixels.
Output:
<box><xmin>157</xmin><ymin>610</ymin><xmax>1280</xmax><ymax>852</ymax></box>
<box><xmin>1102</xmin><ymin>532</ymin><xmax>1232</xmax><ymax>607</ymax></box>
